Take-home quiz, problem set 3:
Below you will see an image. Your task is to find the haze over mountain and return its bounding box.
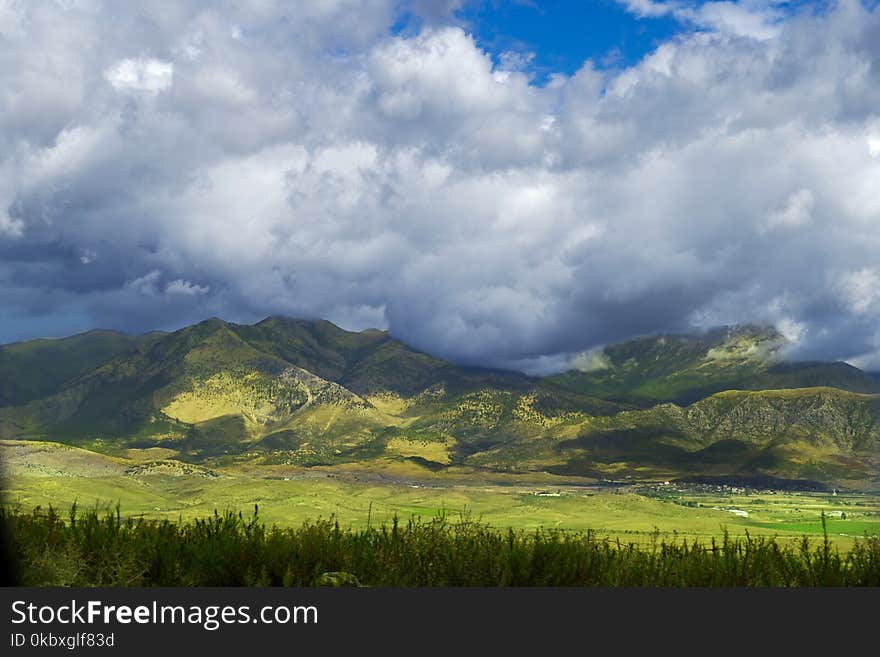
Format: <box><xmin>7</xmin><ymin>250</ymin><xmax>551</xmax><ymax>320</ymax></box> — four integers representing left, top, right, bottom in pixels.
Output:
<box><xmin>1</xmin><ymin>317</ymin><xmax>877</xmax><ymax>489</ymax></box>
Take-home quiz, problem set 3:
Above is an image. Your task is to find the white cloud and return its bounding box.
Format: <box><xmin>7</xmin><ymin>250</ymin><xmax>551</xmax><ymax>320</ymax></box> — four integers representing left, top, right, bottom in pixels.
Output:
<box><xmin>775</xmin><ymin>317</ymin><xmax>806</xmax><ymax>345</ymax></box>
<box><xmin>498</xmin><ymin>50</ymin><xmax>536</xmax><ymax>72</ymax></box>
<box><xmin>166</xmin><ymin>279</ymin><xmax>210</xmax><ymax>296</ymax></box>
<box><xmin>868</xmin><ymin>134</ymin><xmax>880</xmax><ymax>157</ymax></box>
<box><xmin>619</xmin><ymin>0</ymin><xmax>674</xmax><ymax>19</ymax></box>
<box><xmin>126</xmin><ymin>270</ymin><xmax>162</xmax><ymax>297</ymax></box>
<box><xmin>2</xmin><ymin>0</ymin><xmax>880</xmax><ymax>369</ymax></box>
<box><xmin>617</xmin><ymin>0</ymin><xmax>783</xmax><ymax>39</ymax></box>
<box><xmin>764</xmin><ymin>189</ymin><xmax>815</xmax><ymax>231</ymax></box>
<box><xmin>0</xmin><ymin>210</ymin><xmax>24</xmax><ymax>238</ymax></box>
<box><xmin>104</xmin><ymin>58</ymin><xmax>173</xmax><ymax>94</ymax></box>
<box><xmin>568</xmin><ymin>347</ymin><xmax>612</xmax><ymax>373</ymax></box>
<box><xmin>837</xmin><ymin>268</ymin><xmax>880</xmax><ymax>315</ymax></box>
<box><xmin>192</xmin><ymin>67</ymin><xmax>258</xmax><ymax>106</ymax></box>
<box><xmin>0</xmin><ymin>0</ymin><xmax>24</xmax><ymax>39</ymax></box>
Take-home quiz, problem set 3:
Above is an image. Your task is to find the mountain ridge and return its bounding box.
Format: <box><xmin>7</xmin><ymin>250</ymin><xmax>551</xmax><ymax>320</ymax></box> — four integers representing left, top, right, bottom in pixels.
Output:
<box><xmin>547</xmin><ymin>326</ymin><xmax>878</xmax><ymax>405</ymax></box>
<box><xmin>1</xmin><ymin>317</ymin><xmax>877</xmax><ymax>487</ymax></box>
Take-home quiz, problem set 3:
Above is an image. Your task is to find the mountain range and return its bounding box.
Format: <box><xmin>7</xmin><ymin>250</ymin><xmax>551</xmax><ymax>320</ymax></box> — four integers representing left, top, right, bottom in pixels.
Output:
<box><xmin>1</xmin><ymin>317</ymin><xmax>877</xmax><ymax>487</ymax></box>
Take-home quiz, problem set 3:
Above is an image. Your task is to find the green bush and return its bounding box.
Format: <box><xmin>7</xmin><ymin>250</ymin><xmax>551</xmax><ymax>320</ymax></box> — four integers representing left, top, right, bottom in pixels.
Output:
<box><xmin>2</xmin><ymin>505</ymin><xmax>878</xmax><ymax>586</ymax></box>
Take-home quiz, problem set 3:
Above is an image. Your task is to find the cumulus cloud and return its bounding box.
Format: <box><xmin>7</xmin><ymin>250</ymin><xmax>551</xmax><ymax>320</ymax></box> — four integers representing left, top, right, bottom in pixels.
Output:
<box><xmin>837</xmin><ymin>268</ymin><xmax>880</xmax><ymax>315</ymax></box>
<box><xmin>1</xmin><ymin>0</ymin><xmax>880</xmax><ymax>373</ymax></box>
<box><xmin>618</xmin><ymin>0</ymin><xmax>785</xmax><ymax>39</ymax></box>
<box><xmin>105</xmin><ymin>58</ymin><xmax>174</xmax><ymax>94</ymax></box>
<box><xmin>764</xmin><ymin>189</ymin><xmax>815</xmax><ymax>231</ymax></box>
<box><xmin>127</xmin><ymin>271</ymin><xmax>163</xmax><ymax>297</ymax></box>
<box><xmin>166</xmin><ymin>279</ymin><xmax>210</xmax><ymax>296</ymax></box>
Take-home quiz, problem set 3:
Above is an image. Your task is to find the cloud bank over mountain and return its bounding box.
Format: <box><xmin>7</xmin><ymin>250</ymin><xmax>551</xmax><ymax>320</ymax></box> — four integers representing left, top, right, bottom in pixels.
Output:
<box><xmin>1</xmin><ymin>0</ymin><xmax>879</xmax><ymax>372</ymax></box>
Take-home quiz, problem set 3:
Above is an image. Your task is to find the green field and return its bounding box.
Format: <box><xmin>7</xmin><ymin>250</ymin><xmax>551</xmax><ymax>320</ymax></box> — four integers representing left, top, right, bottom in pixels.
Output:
<box><xmin>3</xmin><ymin>440</ymin><xmax>878</xmax><ymax>550</ymax></box>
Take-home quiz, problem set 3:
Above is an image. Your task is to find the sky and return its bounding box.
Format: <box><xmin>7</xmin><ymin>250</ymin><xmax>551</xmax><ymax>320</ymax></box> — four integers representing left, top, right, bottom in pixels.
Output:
<box><xmin>1</xmin><ymin>0</ymin><xmax>880</xmax><ymax>373</ymax></box>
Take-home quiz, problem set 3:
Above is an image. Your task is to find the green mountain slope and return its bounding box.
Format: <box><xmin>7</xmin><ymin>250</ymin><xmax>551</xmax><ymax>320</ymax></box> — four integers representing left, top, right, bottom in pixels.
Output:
<box><xmin>0</xmin><ymin>330</ymin><xmax>139</xmax><ymax>407</ymax></box>
<box><xmin>0</xmin><ymin>318</ymin><xmax>877</xmax><ymax>487</ymax></box>
<box><xmin>232</xmin><ymin>316</ymin><xmax>533</xmax><ymax>396</ymax></box>
<box><xmin>547</xmin><ymin>326</ymin><xmax>879</xmax><ymax>405</ymax></box>
<box><xmin>0</xmin><ymin>318</ymin><xmax>543</xmax><ymax>463</ymax></box>
<box><xmin>468</xmin><ymin>387</ymin><xmax>880</xmax><ymax>483</ymax></box>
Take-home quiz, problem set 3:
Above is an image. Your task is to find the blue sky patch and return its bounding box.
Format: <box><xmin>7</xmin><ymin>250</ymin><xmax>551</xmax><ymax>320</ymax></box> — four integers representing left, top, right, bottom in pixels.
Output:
<box><xmin>456</xmin><ymin>1</ymin><xmax>682</xmax><ymax>79</ymax></box>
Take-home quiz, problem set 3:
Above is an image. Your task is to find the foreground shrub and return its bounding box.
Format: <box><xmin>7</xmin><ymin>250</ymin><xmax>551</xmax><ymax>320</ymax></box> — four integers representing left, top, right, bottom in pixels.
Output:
<box><xmin>2</xmin><ymin>505</ymin><xmax>878</xmax><ymax>586</ymax></box>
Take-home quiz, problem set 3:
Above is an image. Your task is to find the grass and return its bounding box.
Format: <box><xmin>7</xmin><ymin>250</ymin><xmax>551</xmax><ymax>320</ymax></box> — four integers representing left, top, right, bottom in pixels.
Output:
<box><xmin>3</xmin><ymin>505</ymin><xmax>878</xmax><ymax>586</ymax></box>
<box><xmin>3</xmin><ymin>442</ymin><xmax>878</xmax><ymax>586</ymax></box>
<box><xmin>384</xmin><ymin>436</ymin><xmax>454</xmax><ymax>463</ymax></box>
<box><xmin>3</xmin><ymin>440</ymin><xmax>878</xmax><ymax>548</ymax></box>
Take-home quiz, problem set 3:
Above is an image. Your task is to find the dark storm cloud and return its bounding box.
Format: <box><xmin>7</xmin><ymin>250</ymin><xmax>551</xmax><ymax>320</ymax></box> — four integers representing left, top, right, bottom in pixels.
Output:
<box><xmin>1</xmin><ymin>1</ymin><xmax>880</xmax><ymax>371</ymax></box>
